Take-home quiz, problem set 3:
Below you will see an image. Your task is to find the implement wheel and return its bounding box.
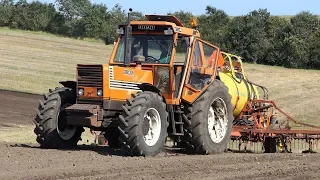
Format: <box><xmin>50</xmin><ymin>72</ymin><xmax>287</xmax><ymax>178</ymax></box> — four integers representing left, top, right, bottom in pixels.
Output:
<box><xmin>33</xmin><ymin>87</ymin><xmax>83</xmax><ymax>149</ymax></box>
<box><xmin>183</xmin><ymin>80</ymin><xmax>234</xmax><ymax>154</ymax></box>
<box><xmin>118</xmin><ymin>91</ymin><xmax>168</xmax><ymax>156</ymax></box>
<box><xmin>264</xmin><ymin>137</ymin><xmax>277</xmax><ymax>153</ymax></box>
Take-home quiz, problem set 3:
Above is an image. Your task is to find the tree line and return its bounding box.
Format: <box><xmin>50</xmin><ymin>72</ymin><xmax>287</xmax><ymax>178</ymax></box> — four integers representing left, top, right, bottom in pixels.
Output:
<box><xmin>1</xmin><ymin>0</ymin><xmax>319</xmax><ymax>69</ymax></box>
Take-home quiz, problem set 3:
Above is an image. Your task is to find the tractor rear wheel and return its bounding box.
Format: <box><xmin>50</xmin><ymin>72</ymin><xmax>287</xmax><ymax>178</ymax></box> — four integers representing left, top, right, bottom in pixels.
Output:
<box><xmin>118</xmin><ymin>91</ymin><xmax>168</xmax><ymax>156</ymax></box>
<box><xmin>183</xmin><ymin>80</ymin><xmax>234</xmax><ymax>154</ymax></box>
<box><xmin>33</xmin><ymin>87</ymin><xmax>84</xmax><ymax>149</ymax></box>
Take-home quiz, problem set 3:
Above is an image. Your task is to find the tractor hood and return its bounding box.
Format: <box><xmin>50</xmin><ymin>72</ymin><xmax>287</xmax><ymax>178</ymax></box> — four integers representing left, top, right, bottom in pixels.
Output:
<box><xmin>104</xmin><ymin>65</ymin><xmax>153</xmax><ymax>100</ymax></box>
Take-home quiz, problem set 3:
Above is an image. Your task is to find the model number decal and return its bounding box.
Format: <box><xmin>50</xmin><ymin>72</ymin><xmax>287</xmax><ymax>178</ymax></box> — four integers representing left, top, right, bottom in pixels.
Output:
<box><xmin>138</xmin><ymin>25</ymin><xmax>155</xmax><ymax>30</ymax></box>
<box><xmin>124</xmin><ymin>69</ymin><xmax>133</xmax><ymax>75</ymax></box>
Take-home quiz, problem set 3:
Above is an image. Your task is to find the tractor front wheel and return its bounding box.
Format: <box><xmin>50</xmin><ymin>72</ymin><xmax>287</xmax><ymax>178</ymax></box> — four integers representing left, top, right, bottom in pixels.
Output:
<box><xmin>33</xmin><ymin>87</ymin><xmax>84</xmax><ymax>149</ymax></box>
<box><xmin>118</xmin><ymin>91</ymin><xmax>168</xmax><ymax>156</ymax></box>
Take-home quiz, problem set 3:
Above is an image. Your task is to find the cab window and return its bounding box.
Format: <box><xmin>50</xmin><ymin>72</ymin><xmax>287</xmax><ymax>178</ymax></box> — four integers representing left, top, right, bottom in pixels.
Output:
<box><xmin>188</xmin><ymin>41</ymin><xmax>211</xmax><ymax>90</ymax></box>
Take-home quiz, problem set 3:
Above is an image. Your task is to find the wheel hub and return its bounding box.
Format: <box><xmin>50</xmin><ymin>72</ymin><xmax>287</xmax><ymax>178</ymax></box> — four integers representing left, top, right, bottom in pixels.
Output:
<box><xmin>142</xmin><ymin>116</ymin><xmax>151</xmax><ymax>136</ymax></box>
<box><xmin>142</xmin><ymin>108</ymin><xmax>161</xmax><ymax>147</ymax></box>
<box><xmin>207</xmin><ymin>98</ymin><xmax>228</xmax><ymax>143</ymax></box>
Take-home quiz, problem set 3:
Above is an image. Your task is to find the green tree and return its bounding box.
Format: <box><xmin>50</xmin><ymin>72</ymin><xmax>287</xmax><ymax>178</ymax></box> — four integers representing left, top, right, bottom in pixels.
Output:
<box><xmin>10</xmin><ymin>1</ymin><xmax>56</xmax><ymax>31</ymax></box>
<box><xmin>309</xmin><ymin>28</ymin><xmax>320</xmax><ymax>69</ymax></box>
<box><xmin>55</xmin><ymin>0</ymin><xmax>91</xmax><ymax>20</ymax></box>
<box><xmin>197</xmin><ymin>6</ymin><xmax>229</xmax><ymax>49</ymax></box>
<box><xmin>0</xmin><ymin>0</ymin><xmax>14</xmax><ymax>26</ymax></box>
<box><xmin>131</xmin><ymin>11</ymin><xmax>145</xmax><ymax>21</ymax></box>
<box><xmin>227</xmin><ymin>9</ymin><xmax>271</xmax><ymax>63</ymax></box>
<box><xmin>54</xmin><ymin>0</ymin><xmax>92</xmax><ymax>37</ymax></box>
<box><xmin>107</xmin><ymin>4</ymin><xmax>126</xmax><ymax>38</ymax></box>
<box><xmin>289</xmin><ymin>11</ymin><xmax>319</xmax><ymax>68</ymax></box>
<box><xmin>264</xmin><ymin>16</ymin><xmax>291</xmax><ymax>65</ymax></box>
<box><xmin>291</xmin><ymin>11</ymin><xmax>319</xmax><ymax>39</ymax></box>
<box><xmin>82</xmin><ymin>4</ymin><xmax>111</xmax><ymax>39</ymax></box>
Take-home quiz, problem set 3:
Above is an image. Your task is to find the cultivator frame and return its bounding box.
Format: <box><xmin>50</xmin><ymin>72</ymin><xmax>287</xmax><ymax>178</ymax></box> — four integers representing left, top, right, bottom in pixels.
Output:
<box><xmin>230</xmin><ymin>96</ymin><xmax>320</xmax><ymax>153</ymax></box>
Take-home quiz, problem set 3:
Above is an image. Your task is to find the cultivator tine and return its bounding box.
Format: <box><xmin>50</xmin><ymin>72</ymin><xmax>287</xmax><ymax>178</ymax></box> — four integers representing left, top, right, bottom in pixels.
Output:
<box><xmin>289</xmin><ymin>139</ymin><xmax>292</xmax><ymax>153</ymax></box>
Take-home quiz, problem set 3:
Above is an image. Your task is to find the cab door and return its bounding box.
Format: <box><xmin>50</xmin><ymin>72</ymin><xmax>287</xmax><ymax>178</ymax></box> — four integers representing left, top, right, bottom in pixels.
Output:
<box><xmin>181</xmin><ymin>39</ymin><xmax>219</xmax><ymax>103</ymax></box>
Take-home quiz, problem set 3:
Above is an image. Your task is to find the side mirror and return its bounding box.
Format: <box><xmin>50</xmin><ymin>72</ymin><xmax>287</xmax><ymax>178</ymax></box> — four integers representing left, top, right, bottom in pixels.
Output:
<box><xmin>104</xmin><ymin>36</ymin><xmax>115</xmax><ymax>45</ymax></box>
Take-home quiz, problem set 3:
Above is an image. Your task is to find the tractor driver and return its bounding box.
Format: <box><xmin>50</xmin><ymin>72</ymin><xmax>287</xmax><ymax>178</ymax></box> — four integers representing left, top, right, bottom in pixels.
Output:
<box><xmin>155</xmin><ymin>40</ymin><xmax>171</xmax><ymax>93</ymax></box>
<box><xmin>131</xmin><ymin>39</ymin><xmax>171</xmax><ymax>93</ymax></box>
<box><xmin>158</xmin><ymin>40</ymin><xmax>171</xmax><ymax>64</ymax></box>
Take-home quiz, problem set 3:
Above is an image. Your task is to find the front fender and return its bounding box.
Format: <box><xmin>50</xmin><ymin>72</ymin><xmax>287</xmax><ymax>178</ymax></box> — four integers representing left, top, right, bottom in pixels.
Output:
<box><xmin>59</xmin><ymin>81</ymin><xmax>77</xmax><ymax>91</ymax></box>
<box><xmin>138</xmin><ymin>83</ymin><xmax>166</xmax><ymax>104</ymax></box>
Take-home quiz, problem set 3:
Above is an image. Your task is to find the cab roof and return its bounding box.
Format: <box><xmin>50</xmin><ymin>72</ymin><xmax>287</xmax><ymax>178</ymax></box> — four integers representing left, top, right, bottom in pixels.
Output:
<box><xmin>127</xmin><ymin>15</ymin><xmax>200</xmax><ymax>37</ymax></box>
<box><xmin>145</xmin><ymin>15</ymin><xmax>184</xmax><ymax>26</ymax></box>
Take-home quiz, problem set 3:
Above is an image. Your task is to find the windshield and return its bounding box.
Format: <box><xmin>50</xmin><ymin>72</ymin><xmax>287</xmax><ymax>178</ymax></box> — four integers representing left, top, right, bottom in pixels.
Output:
<box><xmin>114</xmin><ymin>35</ymin><xmax>174</xmax><ymax>64</ymax></box>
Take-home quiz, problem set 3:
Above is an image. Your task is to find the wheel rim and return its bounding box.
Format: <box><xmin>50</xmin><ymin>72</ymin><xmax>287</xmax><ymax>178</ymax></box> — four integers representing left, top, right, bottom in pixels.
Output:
<box><xmin>57</xmin><ymin>103</ymin><xmax>77</xmax><ymax>140</ymax></box>
<box><xmin>142</xmin><ymin>108</ymin><xmax>161</xmax><ymax>146</ymax></box>
<box><xmin>207</xmin><ymin>98</ymin><xmax>228</xmax><ymax>143</ymax></box>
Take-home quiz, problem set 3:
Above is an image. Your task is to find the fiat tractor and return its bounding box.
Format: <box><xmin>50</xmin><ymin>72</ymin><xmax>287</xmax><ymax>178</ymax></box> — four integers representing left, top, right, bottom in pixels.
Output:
<box><xmin>33</xmin><ymin>9</ymin><xmax>320</xmax><ymax>156</ymax></box>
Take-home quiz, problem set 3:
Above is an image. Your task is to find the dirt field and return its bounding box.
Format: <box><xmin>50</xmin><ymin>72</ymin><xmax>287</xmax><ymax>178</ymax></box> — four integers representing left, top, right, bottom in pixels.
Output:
<box><xmin>1</xmin><ymin>143</ymin><xmax>320</xmax><ymax>180</ymax></box>
<box><xmin>0</xmin><ymin>90</ymin><xmax>40</xmax><ymax>127</ymax></box>
<box><xmin>1</xmin><ymin>90</ymin><xmax>320</xmax><ymax>180</ymax></box>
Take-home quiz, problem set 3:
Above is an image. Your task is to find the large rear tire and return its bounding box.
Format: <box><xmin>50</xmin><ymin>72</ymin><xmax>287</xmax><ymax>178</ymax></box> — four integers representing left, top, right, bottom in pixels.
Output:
<box><xmin>182</xmin><ymin>80</ymin><xmax>234</xmax><ymax>154</ymax></box>
<box><xmin>118</xmin><ymin>91</ymin><xmax>168</xmax><ymax>156</ymax></box>
<box><xmin>33</xmin><ymin>87</ymin><xmax>84</xmax><ymax>149</ymax></box>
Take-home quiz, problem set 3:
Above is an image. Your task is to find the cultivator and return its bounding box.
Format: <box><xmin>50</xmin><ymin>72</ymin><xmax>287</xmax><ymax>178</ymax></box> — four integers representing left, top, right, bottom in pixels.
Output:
<box><xmin>215</xmin><ymin>52</ymin><xmax>320</xmax><ymax>154</ymax></box>
<box><xmin>228</xmin><ymin>95</ymin><xmax>320</xmax><ymax>153</ymax></box>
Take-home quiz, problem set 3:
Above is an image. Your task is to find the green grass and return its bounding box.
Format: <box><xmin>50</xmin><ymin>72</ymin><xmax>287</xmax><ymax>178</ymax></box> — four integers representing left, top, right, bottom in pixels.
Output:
<box><xmin>0</xmin><ymin>27</ymin><xmax>319</xmax><ymax>127</ymax></box>
<box><xmin>0</xmin><ymin>27</ymin><xmax>113</xmax><ymax>94</ymax></box>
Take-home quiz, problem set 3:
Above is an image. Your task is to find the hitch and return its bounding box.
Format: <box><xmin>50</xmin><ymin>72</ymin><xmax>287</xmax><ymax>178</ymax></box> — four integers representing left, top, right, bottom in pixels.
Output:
<box><xmin>65</xmin><ymin>104</ymin><xmax>103</xmax><ymax>127</ymax></box>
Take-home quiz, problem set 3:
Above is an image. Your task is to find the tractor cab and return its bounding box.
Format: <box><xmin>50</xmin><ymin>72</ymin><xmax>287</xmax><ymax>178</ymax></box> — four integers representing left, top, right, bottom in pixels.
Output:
<box><xmin>106</xmin><ymin>12</ymin><xmax>224</xmax><ymax>105</ymax></box>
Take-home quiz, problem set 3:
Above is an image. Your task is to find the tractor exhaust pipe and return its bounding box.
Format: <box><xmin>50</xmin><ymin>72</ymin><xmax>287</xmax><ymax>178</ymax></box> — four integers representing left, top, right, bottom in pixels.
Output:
<box><xmin>124</xmin><ymin>8</ymin><xmax>133</xmax><ymax>67</ymax></box>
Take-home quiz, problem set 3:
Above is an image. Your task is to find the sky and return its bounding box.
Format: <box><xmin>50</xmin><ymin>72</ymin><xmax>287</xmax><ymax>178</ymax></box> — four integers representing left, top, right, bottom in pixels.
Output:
<box><xmin>35</xmin><ymin>0</ymin><xmax>320</xmax><ymax>16</ymax></box>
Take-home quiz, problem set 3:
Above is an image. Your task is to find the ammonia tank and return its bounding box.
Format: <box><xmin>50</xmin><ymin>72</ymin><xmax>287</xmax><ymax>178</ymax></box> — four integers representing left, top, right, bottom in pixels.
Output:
<box><xmin>218</xmin><ymin>71</ymin><xmax>260</xmax><ymax>119</ymax></box>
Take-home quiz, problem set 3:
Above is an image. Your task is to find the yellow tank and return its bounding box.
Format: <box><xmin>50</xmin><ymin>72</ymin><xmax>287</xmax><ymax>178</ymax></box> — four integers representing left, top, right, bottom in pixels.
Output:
<box><xmin>218</xmin><ymin>52</ymin><xmax>260</xmax><ymax>118</ymax></box>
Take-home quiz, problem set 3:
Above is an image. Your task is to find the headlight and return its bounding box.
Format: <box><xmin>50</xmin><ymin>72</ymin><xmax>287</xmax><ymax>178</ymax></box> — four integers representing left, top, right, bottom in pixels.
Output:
<box><xmin>164</xmin><ymin>28</ymin><xmax>173</xmax><ymax>35</ymax></box>
<box><xmin>78</xmin><ymin>89</ymin><xmax>84</xmax><ymax>96</ymax></box>
<box><xmin>97</xmin><ymin>89</ymin><xmax>103</xmax><ymax>96</ymax></box>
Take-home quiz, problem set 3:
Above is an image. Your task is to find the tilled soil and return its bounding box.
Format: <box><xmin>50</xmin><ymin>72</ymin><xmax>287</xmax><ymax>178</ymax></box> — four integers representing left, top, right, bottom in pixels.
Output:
<box><xmin>1</xmin><ymin>143</ymin><xmax>320</xmax><ymax>180</ymax></box>
<box><xmin>0</xmin><ymin>90</ymin><xmax>41</xmax><ymax>127</ymax></box>
<box><xmin>0</xmin><ymin>90</ymin><xmax>320</xmax><ymax>180</ymax></box>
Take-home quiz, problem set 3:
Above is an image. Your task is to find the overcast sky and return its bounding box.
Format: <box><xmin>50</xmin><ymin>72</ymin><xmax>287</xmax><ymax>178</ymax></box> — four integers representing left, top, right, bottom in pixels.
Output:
<box><xmin>33</xmin><ymin>0</ymin><xmax>320</xmax><ymax>16</ymax></box>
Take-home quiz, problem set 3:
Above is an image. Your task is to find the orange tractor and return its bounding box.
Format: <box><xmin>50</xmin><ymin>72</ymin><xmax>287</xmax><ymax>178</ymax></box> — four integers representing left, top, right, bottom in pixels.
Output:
<box><xmin>33</xmin><ymin>9</ymin><xmax>320</xmax><ymax>156</ymax></box>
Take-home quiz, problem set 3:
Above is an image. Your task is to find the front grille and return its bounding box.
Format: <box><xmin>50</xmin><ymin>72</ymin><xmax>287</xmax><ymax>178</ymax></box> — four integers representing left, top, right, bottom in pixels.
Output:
<box><xmin>77</xmin><ymin>99</ymin><xmax>103</xmax><ymax>107</ymax></box>
<box><xmin>78</xmin><ymin>65</ymin><xmax>103</xmax><ymax>88</ymax></box>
